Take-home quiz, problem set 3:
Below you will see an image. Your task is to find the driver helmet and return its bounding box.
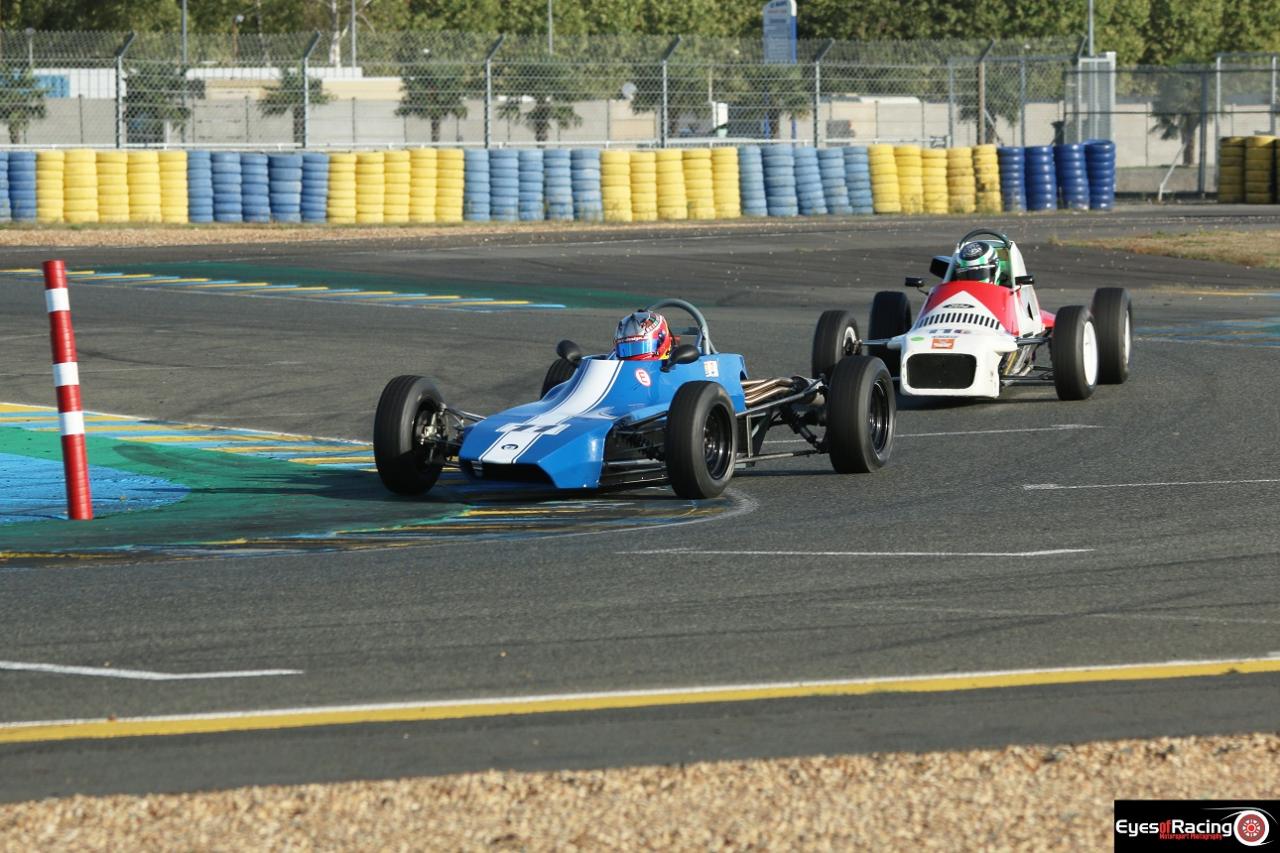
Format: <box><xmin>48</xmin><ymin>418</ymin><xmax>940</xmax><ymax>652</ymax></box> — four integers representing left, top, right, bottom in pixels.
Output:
<box><xmin>614</xmin><ymin>310</ymin><xmax>672</xmax><ymax>360</ymax></box>
<box><xmin>953</xmin><ymin>241</ymin><xmax>1000</xmax><ymax>282</ymax></box>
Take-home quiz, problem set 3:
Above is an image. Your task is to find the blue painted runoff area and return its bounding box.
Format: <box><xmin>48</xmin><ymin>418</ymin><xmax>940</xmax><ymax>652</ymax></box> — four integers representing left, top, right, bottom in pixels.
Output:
<box><xmin>0</xmin><ymin>453</ymin><xmax>189</xmax><ymax>524</ymax></box>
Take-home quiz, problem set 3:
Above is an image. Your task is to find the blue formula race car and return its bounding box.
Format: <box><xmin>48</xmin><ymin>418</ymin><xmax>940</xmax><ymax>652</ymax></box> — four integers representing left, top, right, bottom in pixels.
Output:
<box><xmin>373</xmin><ymin>299</ymin><xmax>895</xmax><ymax>499</ymax></box>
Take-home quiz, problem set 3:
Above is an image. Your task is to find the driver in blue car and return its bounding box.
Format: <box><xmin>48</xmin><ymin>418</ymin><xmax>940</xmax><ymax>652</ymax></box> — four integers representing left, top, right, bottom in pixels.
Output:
<box><xmin>614</xmin><ymin>310</ymin><xmax>673</xmax><ymax>360</ymax></box>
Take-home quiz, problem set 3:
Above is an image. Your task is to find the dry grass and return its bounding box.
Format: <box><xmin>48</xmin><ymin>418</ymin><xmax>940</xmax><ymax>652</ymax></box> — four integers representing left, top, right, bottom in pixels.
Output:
<box><xmin>1067</xmin><ymin>229</ymin><xmax>1280</xmax><ymax>269</ymax></box>
<box><xmin>2</xmin><ymin>732</ymin><xmax>1277</xmax><ymax>851</ymax></box>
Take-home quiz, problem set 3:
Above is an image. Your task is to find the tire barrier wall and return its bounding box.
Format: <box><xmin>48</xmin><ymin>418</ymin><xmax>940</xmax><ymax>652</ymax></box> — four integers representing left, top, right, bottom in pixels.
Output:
<box><xmin>997</xmin><ymin>147</ymin><xmax>1027</xmax><ymax>212</ymax></box>
<box><xmin>6</xmin><ymin>141</ymin><xmax>1123</xmax><ymax>225</ymax></box>
<box><xmin>1053</xmin><ymin>143</ymin><xmax>1090</xmax><ymax>211</ymax></box>
<box><xmin>1083</xmin><ymin>140</ymin><xmax>1116</xmax><ymax>210</ymax></box>
<box><xmin>738</xmin><ymin>145</ymin><xmax>768</xmax><ymax>217</ymax></box>
<box><xmin>268</xmin><ymin>153</ymin><xmax>303</xmax><ymax>223</ymax></box>
<box><xmin>762</xmin><ymin>144</ymin><xmax>798</xmax><ymax>217</ymax></box>
<box><xmin>543</xmin><ymin>149</ymin><xmax>573</xmax><ymax>221</ymax></box>
<box><xmin>239</xmin><ymin>152</ymin><xmax>270</xmax><ymax>224</ymax></box>
<box><xmin>1024</xmin><ymin>145</ymin><xmax>1057</xmax><ymax>212</ymax></box>
<box><xmin>1217</xmin><ymin>137</ymin><xmax>1245</xmax><ymax>203</ymax></box>
<box><xmin>601</xmin><ymin>149</ymin><xmax>632</xmax><ymax>223</ymax></box>
<box><xmin>517</xmin><ymin>148</ymin><xmax>544</xmax><ymax>222</ymax></box>
<box><xmin>571</xmin><ymin>148</ymin><xmax>603</xmax><ymax>222</ymax></box>
<box><xmin>1243</xmin><ymin>135</ymin><xmax>1275</xmax><ymax>204</ymax></box>
<box><xmin>793</xmin><ymin>146</ymin><xmax>828</xmax><ymax>216</ymax></box>
<box><xmin>488</xmin><ymin>148</ymin><xmax>519</xmax><ymax>223</ymax></box>
<box><xmin>842</xmin><ymin>146</ymin><xmax>874</xmax><ymax>215</ymax></box>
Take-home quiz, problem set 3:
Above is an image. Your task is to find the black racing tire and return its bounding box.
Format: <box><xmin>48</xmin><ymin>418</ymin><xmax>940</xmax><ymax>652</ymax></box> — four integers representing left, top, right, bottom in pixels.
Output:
<box><xmin>540</xmin><ymin>357</ymin><xmax>578</xmax><ymax>398</ymax></box>
<box><xmin>1051</xmin><ymin>305</ymin><xmax>1099</xmax><ymax>401</ymax></box>
<box><xmin>867</xmin><ymin>291</ymin><xmax>913</xmax><ymax>376</ymax></box>
<box><xmin>664</xmin><ymin>381</ymin><xmax>737</xmax><ymax>499</ymax></box>
<box><xmin>811</xmin><ymin>310</ymin><xmax>861</xmax><ymax>380</ymax></box>
<box><xmin>373</xmin><ymin>375</ymin><xmax>447</xmax><ymax>495</ymax></box>
<box><xmin>1091</xmin><ymin>287</ymin><xmax>1132</xmax><ymax>385</ymax></box>
<box><xmin>825</xmin><ymin>355</ymin><xmax>895</xmax><ymax>474</ymax></box>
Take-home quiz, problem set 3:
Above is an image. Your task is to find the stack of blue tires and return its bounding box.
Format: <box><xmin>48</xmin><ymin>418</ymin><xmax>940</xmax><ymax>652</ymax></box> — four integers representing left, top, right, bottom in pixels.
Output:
<box><xmin>187</xmin><ymin>150</ymin><xmax>213</xmax><ymax>223</ymax></box>
<box><xmin>1084</xmin><ymin>140</ymin><xmax>1116</xmax><ymax>210</ymax></box>
<box><xmin>737</xmin><ymin>145</ymin><xmax>768</xmax><ymax>217</ymax></box>
<box><xmin>843</xmin><ymin>146</ymin><xmax>874</xmax><ymax>214</ymax></box>
<box><xmin>211</xmin><ymin>152</ymin><xmax>242</xmax><ymax>222</ymax></box>
<box><xmin>762</xmin><ymin>144</ymin><xmax>798</xmax><ymax>217</ymax></box>
<box><xmin>488</xmin><ymin>149</ymin><xmax>519</xmax><ymax>222</ymax></box>
<box><xmin>544</xmin><ymin>149</ymin><xmax>573</xmax><ymax>221</ymax></box>
<box><xmin>0</xmin><ymin>153</ymin><xmax>11</xmax><ymax>222</ymax></box>
<box><xmin>301</xmin><ymin>153</ymin><xmax>329</xmax><ymax>223</ymax></box>
<box><xmin>518</xmin><ymin>149</ymin><xmax>544</xmax><ymax>221</ymax></box>
<box><xmin>997</xmin><ymin>147</ymin><xmax>1027</xmax><ymax>212</ymax></box>
<box><xmin>240</xmin><ymin>153</ymin><xmax>270</xmax><ymax>223</ymax></box>
<box><xmin>267</xmin><ymin>153</ymin><xmax>303</xmax><ymax>223</ymax></box>
<box><xmin>793</xmin><ymin>146</ymin><xmax>828</xmax><ymax>216</ymax></box>
<box><xmin>1053</xmin><ymin>144</ymin><xmax>1090</xmax><ymax>210</ymax></box>
<box><xmin>8</xmin><ymin>151</ymin><xmax>36</xmax><ymax>222</ymax></box>
<box><xmin>463</xmin><ymin>148</ymin><xmax>490</xmax><ymax>221</ymax></box>
<box><xmin>817</xmin><ymin>148</ymin><xmax>852</xmax><ymax>215</ymax></box>
<box><xmin>570</xmin><ymin>148</ymin><xmax>603</xmax><ymax>222</ymax></box>
<box><xmin>1023</xmin><ymin>145</ymin><xmax>1057</xmax><ymax>212</ymax></box>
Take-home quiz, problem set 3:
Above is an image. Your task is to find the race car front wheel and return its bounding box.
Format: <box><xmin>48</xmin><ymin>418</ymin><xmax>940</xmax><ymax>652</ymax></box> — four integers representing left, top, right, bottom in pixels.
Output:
<box><xmin>811</xmin><ymin>309</ymin><xmax>861</xmax><ymax>380</ymax></box>
<box><xmin>541</xmin><ymin>357</ymin><xmax>578</xmax><ymax>398</ymax></box>
<box><xmin>1051</xmin><ymin>306</ymin><xmax>1098</xmax><ymax>401</ymax></box>
<box><xmin>826</xmin><ymin>355</ymin><xmax>895</xmax><ymax>474</ymax></box>
<box><xmin>373</xmin><ymin>375</ymin><xmax>448</xmax><ymax>495</ymax></box>
<box><xmin>867</xmin><ymin>291</ymin><xmax>913</xmax><ymax>377</ymax></box>
<box><xmin>665</xmin><ymin>381</ymin><xmax>737</xmax><ymax>499</ymax></box>
<box><xmin>1091</xmin><ymin>287</ymin><xmax>1132</xmax><ymax>384</ymax></box>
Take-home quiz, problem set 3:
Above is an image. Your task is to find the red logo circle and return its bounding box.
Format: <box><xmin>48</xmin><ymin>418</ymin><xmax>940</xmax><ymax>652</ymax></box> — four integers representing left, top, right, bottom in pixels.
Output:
<box><xmin>635</xmin><ymin>368</ymin><xmax>651</xmax><ymax>387</ymax></box>
<box><xmin>1235</xmin><ymin>811</ymin><xmax>1269</xmax><ymax>846</ymax></box>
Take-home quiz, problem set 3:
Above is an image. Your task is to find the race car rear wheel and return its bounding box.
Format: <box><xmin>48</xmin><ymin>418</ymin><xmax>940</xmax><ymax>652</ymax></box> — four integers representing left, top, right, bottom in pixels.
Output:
<box><xmin>867</xmin><ymin>291</ymin><xmax>913</xmax><ymax>376</ymax></box>
<box><xmin>826</xmin><ymin>355</ymin><xmax>895</xmax><ymax>474</ymax></box>
<box><xmin>665</xmin><ymin>381</ymin><xmax>737</xmax><ymax>499</ymax></box>
<box><xmin>811</xmin><ymin>309</ymin><xmax>861</xmax><ymax>380</ymax></box>
<box><xmin>1051</xmin><ymin>306</ymin><xmax>1098</xmax><ymax>401</ymax></box>
<box><xmin>1091</xmin><ymin>287</ymin><xmax>1132</xmax><ymax>384</ymax></box>
<box><xmin>374</xmin><ymin>375</ymin><xmax>448</xmax><ymax>495</ymax></box>
<box><xmin>541</xmin><ymin>357</ymin><xmax>578</xmax><ymax>398</ymax></box>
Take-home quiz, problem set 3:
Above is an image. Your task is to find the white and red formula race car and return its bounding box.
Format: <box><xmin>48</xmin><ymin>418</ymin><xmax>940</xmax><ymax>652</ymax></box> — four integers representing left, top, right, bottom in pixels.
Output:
<box><xmin>862</xmin><ymin>228</ymin><xmax>1132</xmax><ymax>401</ymax></box>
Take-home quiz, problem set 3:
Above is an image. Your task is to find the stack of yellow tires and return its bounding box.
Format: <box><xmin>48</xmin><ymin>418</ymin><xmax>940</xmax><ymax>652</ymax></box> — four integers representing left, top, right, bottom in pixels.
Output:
<box><xmin>868</xmin><ymin>144</ymin><xmax>901</xmax><ymax>214</ymax></box>
<box><xmin>96</xmin><ymin>151</ymin><xmax>129</xmax><ymax>223</ymax></box>
<box><xmin>601</xmin><ymin>149</ymin><xmax>633</xmax><ymax>223</ymax></box>
<box><xmin>62</xmin><ymin>149</ymin><xmax>98</xmax><ymax>224</ymax></box>
<box><xmin>127</xmin><ymin>151</ymin><xmax>162</xmax><ymax>223</ymax></box>
<box><xmin>409</xmin><ymin>148</ymin><xmax>437</xmax><ymax>223</ymax></box>
<box><xmin>326</xmin><ymin>153</ymin><xmax>357</xmax><ymax>224</ymax></box>
<box><xmin>972</xmin><ymin>144</ymin><xmax>1002</xmax><ymax>213</ymax></box>
<box><xmin>656</xmin><ymin>149</ymin><xmax>687</xmax><ymax>221</ymax></box>
<box><xmin>921</xmin><ymin>147</ymin><xmax>948</xmax><ymax>214</ymax></box>
<box><xmin>1217</xmin><ymin>137</ymin><xmax>1245</xmax><ymax>203</ymax></box>
<box><xmin>355</xmin><ymin>151</ymin><xmax>385</xmax><ymax>224</ymax></box>
<box><xmin>435</xmin><ymin>148</ymin><xmax>464</xmax><ymax>223</ymax></box>
<box><xmin>683</xmin><ymin>149</ymin><xmax>716</xmax><ymax>220</ymax></box>
<box><xmin>711</xmin><ymin>147</ymin><xmax>741</xmax><ymax>219</ymax></box>
<box><xmin>36</xmin><ymin>150</ymin><xmax>65</xmax><ymax>223</ymax></box>
<box><xmin>894</xmin><ymin>145</ymin><xmax>924</xmax><ymax>214</ymax></box>
<box><xmin>946</xmin><ymin>146</ymin><xmax>976</xmax><ymax>213</ymax></box>
<box><xmin>159</xmin><ymin>150</ymin><xmax>188</xmax><ymax>224</ymax></box>
<box><xmin>1244</xmin><ymin>135</ymin><xmax>1275</xmax><ymax>204</ymax></box>
<box><xmin>629</xmin><ymin>150</ymin><xmax>658</xmax><ymax>222</ymax></box>
<box><xmin>383</xmin><ymin>149</ymin><xmax>410</xmax><ymax>224</ymax></box>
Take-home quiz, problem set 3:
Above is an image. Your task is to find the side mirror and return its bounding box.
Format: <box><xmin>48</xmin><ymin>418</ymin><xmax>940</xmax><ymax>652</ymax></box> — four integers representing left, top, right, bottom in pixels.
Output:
<box><xmin>556</xmin><ymin>339</ymin><xmax>583</xmax><ymax>364</ymax></box>
<box><xmin>662</xmin><ymin>343</ymin><xmax>700</xmax><ymax>371</ymax></box>
<box><xmin>929</xmin><ymin>256</ymin><xmax>951</xmax><ymax>279</ymax></box>
<box><xmin>904</xmin><ymin>276</ymin><xmax>924</xmax><ymax>289</ymax></box>
<box><xmin>1015</xmin><ymin>275</ymin><xmax>1035</xmax><ymax>286</ymax></box>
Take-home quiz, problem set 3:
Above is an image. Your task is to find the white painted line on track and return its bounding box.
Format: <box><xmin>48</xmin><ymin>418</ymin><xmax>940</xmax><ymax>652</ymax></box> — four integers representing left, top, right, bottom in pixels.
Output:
<box><xmin>0</xmin><ymin>661</ymin><xmax>303</xmax><ymax>681</ymax></box>
<box><xmin>1025</xmin><ymin>478</ymin><xmax>1280</xmax><ymax>491</ymax></box>
<box><xmin>623</xmin><ymin>548</ymin><xmax>1092</xmax><ymax>557</ymax></box>
<box><xmin>764</xmin><ymin>424</ymin><xmax>1100</xmax><ymax>445</ymax></box>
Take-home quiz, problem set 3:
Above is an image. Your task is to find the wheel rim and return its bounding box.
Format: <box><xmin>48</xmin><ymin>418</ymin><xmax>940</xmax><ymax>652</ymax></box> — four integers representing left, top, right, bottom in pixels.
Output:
<box><xmin>840</xmin><ymin>326</ymin><xmax>858</xmax><ymax>357</ymax></box>
<box><xmin>1121</xmin><ymin>310</ymin><xmax>1131</xmax><ymax>365</ymax></box>
<box><xmin>411</xmin><ymin>403</ymin><xmax>445</xmax><ymax>471</ymax></box>
<box><xmin>1082</xmin><ymin>320</ymin><xmax>1099</xmax><ymax>386</ymax></box>
<box><xmin>867</xmin><ymin>377</ymin><xmax>891</xmax><ymax>453</ymax></box>
<box><xmin>702</xmin><ymin>407</ymin><xmax>733</xmax><ymax>480</ymax></box>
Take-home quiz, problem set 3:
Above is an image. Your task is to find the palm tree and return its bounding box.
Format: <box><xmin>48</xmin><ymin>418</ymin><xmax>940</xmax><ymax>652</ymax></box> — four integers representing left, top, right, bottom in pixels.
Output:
<box><xmin>259</xmin><ymin>67</ymin><xmax>333</xmax><ymax>145</ymax></box>
<box><xmin>397</xmin><ymin>61</ymin><xmax>472</xmax><ymax>143</ymax></box>
<box><xmin>0</xmin><ymin>64</ymin><xmax>46</xmax><ymax>144</ymax></box>
<box><xmin>125</xmin><ymin>62</ymin><xmax>205</xmax><ymax>144</ymax></box>
<box><xmin>494</xmin><ymin>60</ymin><xmax>583</xmax><ymax>143</ymax></box>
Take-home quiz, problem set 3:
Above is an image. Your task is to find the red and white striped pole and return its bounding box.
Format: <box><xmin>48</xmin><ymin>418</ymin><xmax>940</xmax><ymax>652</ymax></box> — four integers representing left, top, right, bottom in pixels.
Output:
<box><xmin>43</xmin><ymin>259</ymin><xmax>93</xmax><ymax>521</ymax></box>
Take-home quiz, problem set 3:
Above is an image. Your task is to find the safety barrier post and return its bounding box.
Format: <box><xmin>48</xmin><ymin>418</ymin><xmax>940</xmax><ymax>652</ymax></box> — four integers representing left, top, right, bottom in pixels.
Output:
<box><xmin>114</xmin><ymin>32</ymin><xmax>136</xmax><ymax>149</ymax></box>
<box><xmin>660</xmin><ymin>37</ymin><xmax>681</xmax><ymax>149</ymax></box>
<box><xmin>301</xmin><ymin>32</ymin><xmax>321</xmax><ymax>150</ymax></box>
<box><xmin>483</xmin><ymin>35</ymin><xmax>505</xmax><ymax>150</ymax></box>
<box><xmin>812</xmin><ymin>40</ymin><xmax>833</xmax><ymax>149</ymax></box>
<box><xmin>43</xmin><ymin>260</ymin><xmax>92</xmax><ymax>521</ymax></box>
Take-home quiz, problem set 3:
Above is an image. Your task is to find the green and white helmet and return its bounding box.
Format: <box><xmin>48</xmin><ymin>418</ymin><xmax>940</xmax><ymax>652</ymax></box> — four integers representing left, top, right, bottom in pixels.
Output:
<box><xmin>953</xmin><ymin>241</ymin><xmax>999</xmax><ymax>282</ymax></box>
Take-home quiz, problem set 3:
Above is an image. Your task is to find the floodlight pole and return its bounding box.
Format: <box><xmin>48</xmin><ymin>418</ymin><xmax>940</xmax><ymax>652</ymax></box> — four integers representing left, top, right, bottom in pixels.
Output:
<box><xmin>484</xmin><ymin>35</ymin><xmax>505</xmax><ymax>149</ymax></box>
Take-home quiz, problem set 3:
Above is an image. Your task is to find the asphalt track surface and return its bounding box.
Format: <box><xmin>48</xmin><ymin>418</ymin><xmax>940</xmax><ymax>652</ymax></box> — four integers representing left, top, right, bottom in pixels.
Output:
<box><xmin>1</xmin><ymin>207</ymin><xmax>1279</xmax><ymax>801</ymax></box>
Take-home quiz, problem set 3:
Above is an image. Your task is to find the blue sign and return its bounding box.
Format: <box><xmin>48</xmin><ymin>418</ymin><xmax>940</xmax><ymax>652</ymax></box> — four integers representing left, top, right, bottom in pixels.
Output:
<box><xmin>762</xmin><ymin>0</ymin><xmax>797</xmax><ymax>65</ymax></box>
